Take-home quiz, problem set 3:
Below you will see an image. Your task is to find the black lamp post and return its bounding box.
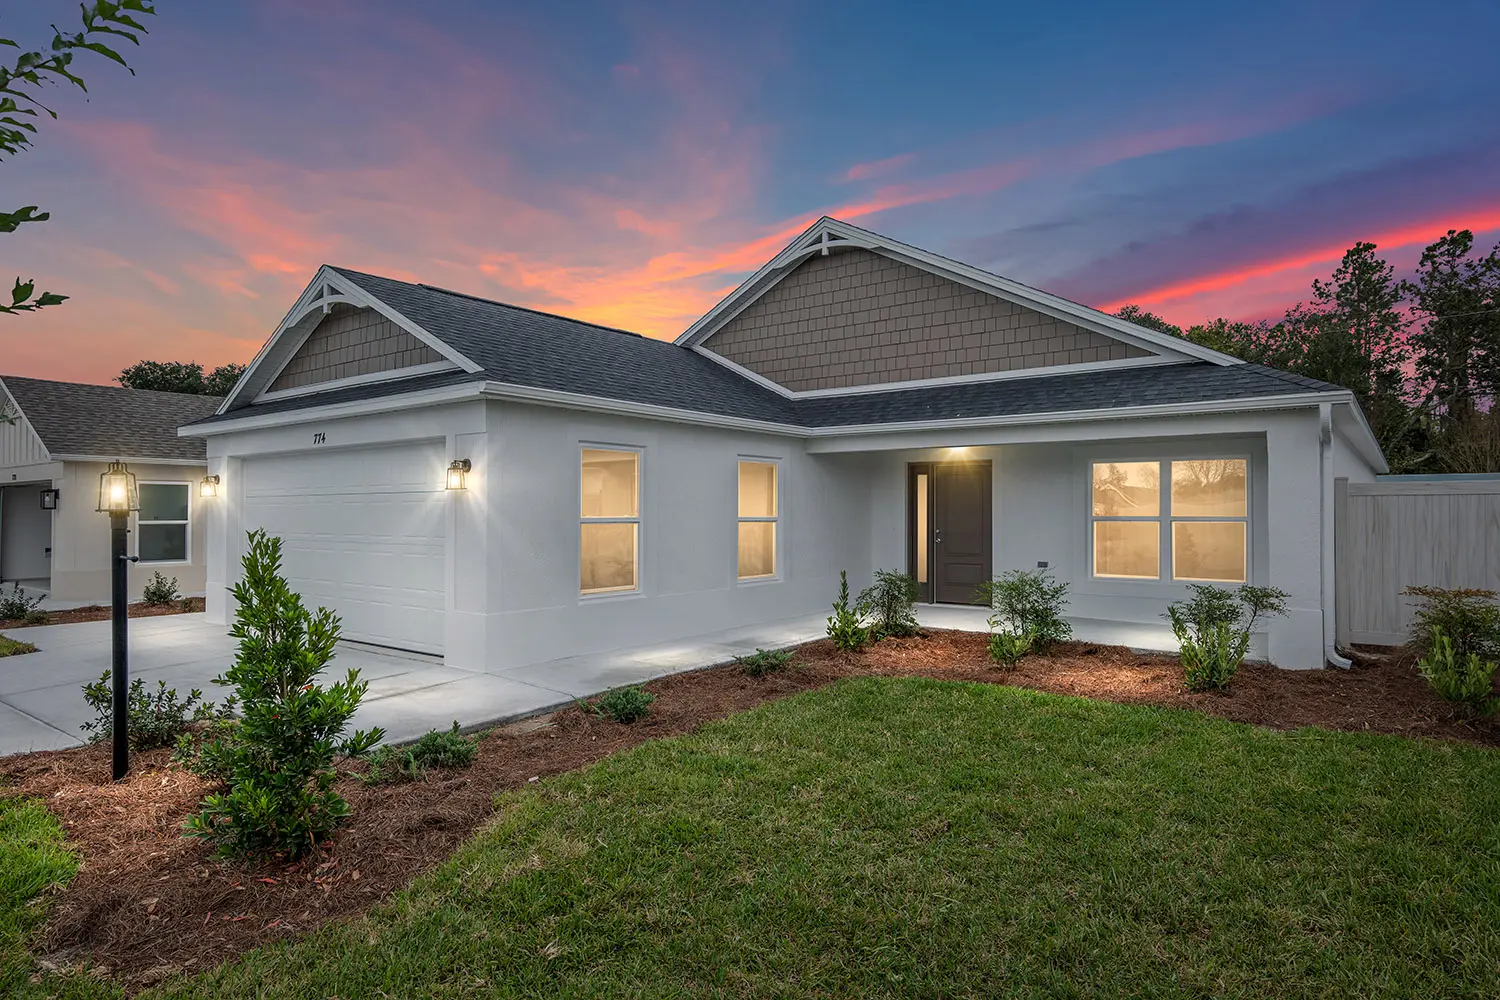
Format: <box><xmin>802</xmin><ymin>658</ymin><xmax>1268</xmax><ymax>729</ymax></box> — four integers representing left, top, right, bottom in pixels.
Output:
<box><xmin>97</xmin><ymin>460</ymin><xmax>139</xmax><ymax>780</ymax></box>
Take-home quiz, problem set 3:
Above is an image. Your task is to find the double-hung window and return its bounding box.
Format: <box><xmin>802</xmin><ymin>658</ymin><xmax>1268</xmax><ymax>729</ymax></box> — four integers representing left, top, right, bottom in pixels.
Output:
<box><xmin>580</xmin><ymin>448</ymin><xmax>639</xmax><ymax>594</ymax></box>
<box><xmin>737</xmin><ymin>460</ymin><xmax>778</xmax><ymax>580</ymax></box>
<box><xmin>1090</xmin><ymin>459</ymin><xmax>1247</xmax><ymax>583</ymax></box>
<box><xmin>137</xmin><ymin>483</ymin><xmax>190</xmax><ymax>563</ymax></box>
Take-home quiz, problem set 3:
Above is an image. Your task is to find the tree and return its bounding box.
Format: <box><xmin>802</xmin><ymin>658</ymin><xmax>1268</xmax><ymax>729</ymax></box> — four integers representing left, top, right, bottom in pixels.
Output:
<box><xmin>117</xmin><ymin>360</ymin><xmax>246</xmax><ymax>397</ymax></box>
<box><xmin>3</xmin><ymin>2</ymin><xmax>156</xmax><ymax>314</ymax></box>
<box><xmin>1402</xmin><ymin>230</ymin><xmax>1500</xmax><ymax>422</ymax></box>
<box><xmin>1114</xmin><ymin>304</ymin><xmax>1183</xmax><ymax>338</ymax></box>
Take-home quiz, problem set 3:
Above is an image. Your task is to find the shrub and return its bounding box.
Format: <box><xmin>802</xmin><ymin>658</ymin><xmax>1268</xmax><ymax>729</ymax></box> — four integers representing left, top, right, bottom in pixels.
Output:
<box><xmin>1166</xmin><ymin>584</ymin><xmax>1289</xmax><ymax>692</ymax></box>
<box><xmin>736</xmin><ymin>647</ymin><xmax>793</xmax><ymax>677</ymax></box>
<box><xmin>987</xmin><ymin>629</ymin><xmax>1033</xmax><ymax>669</ymax></box>
<box><xmin>141</xmin><ymin>571</ymin><xmax>181</xmax><ymax>606</ymax></box>
<box><xmin>1403</xmin><ymin>586</ymin><xmax>1500</xmax><ymax>660</ymax></box>
<box><xmin>976</xmin><ymin>570</ymin><xmax>1072</xmax><ymax>651</ymax></box>
<box><xmin>0</xmin><ymin>583</ymin><xmax>46</xmax><ymax>624</ymax></box>
<box><xmin>826</xmin><ymin>570</ymin><xmax>871</xmax><ymax>652</ymax></box>
<box><xmin>79</xmin><ymin>672</ymin><xmax>223</xmax><ymax>750</ymax></box>
<box><xmin>590</xmin><ymin>686</ymin><xmax>655</xmax><ymax>724</ymax></box>
<box><xmin>362</xmin><ymin>722</ymin><xmax>481</xmax><ymax>784</ymax></box>
<box><xmin>1417</xmin><ymin>627</ymin><xmax>1499</xmax><ymax>716</ymax></box>
<box><xmin>183</xmin><ymin>529</ymin><xmax>383</xmax><ymax>859</ymax></box>
<box><xmin>857</xmin><ymin>570</ymin><xmax>921</xmax><ymax>640</ymax></box>
<box><xmin>172</xmin><ymin>715</ymin><xmax>240</xmax><ymax>782</ymax></box>
<box><xmin>0</xmin><ymin>634</ymin><xmax>37</xmax><ymax>657</ymax></box>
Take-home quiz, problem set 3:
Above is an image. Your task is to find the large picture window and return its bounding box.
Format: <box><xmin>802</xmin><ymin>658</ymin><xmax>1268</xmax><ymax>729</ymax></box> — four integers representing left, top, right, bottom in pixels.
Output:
<box><xmin>137</xmin><ymin>482</ymin><xmax>190</xmax><ymax>563</ymax></box>
<box><xmin>737</xmin><ymin>460</ymin><xmax>778</xmax><ymax>580</ymax></box>
<box><xmin>1090</xmin><ymin>459</ymin><xmax>1247</xmax><ymax>583</ymax></box>
<box><xmin>580</xmin><ymin>448</ymin><xmax>639</xmax><ymax>594</ymax></box>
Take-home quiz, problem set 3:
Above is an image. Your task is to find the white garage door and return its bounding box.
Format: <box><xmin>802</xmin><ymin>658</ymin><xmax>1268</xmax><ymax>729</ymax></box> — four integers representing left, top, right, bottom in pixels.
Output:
<box><xmin>242</xmin><ymin>441</ymin><xmax>447</xmax><ymax>654</ymax></box>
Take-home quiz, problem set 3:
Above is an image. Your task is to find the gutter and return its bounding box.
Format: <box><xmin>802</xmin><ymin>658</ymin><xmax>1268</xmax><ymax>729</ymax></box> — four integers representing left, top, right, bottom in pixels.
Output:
<box><xmin>1319</xmin><ymin>402</ymin><xmax>1352</xmax><ymax>669</ymax></box>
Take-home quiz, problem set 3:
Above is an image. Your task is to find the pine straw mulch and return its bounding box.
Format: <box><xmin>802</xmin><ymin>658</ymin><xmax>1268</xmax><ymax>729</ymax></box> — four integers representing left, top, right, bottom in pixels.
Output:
<box><xmin>0</xmin><ymin>598</ymin><xmax>206</xmax><ymax>631</ymax></box>
<box><xmin>1</xmin><ymin>629</ymin><xmax>1495</xmax><ymax>992</ymax></box>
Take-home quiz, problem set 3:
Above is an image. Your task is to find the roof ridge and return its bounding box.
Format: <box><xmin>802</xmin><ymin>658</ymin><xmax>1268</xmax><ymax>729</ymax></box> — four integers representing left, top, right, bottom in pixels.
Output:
<box><xmin>414</xmin><ymin>283</ymin><xmax>647</xmax><ymax>339</ymax></box>
<box><xmin>1</xmin><ymin>373</ymin><xmax>224</xmax><ymax>401</ymax></box>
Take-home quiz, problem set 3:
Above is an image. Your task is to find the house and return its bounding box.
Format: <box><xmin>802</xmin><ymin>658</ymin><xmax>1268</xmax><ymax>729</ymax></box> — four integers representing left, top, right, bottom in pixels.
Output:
<box><xmin>0</xmin><ymin>376</ymin><xmax>221</xmax><ymax>603</ymax></box>
<box><xmin>179</xmin><ymin>218</ymin><xmax>1386</xmax><ymax>670</ymax></box>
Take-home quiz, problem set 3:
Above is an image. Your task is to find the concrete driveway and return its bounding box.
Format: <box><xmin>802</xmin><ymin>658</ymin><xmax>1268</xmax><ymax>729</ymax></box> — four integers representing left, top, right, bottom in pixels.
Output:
<box><xmin>0</xmin><ymin>611</ymin><xmax>834</xmax><ymax>758</ymax></box>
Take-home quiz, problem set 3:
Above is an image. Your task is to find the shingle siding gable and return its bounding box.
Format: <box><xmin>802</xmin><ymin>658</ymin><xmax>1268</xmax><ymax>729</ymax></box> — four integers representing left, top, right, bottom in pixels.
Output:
<box><xmin>268</xmin><ymin>304</ymin><xmax>444</xmax><ymax>392</ymax></box>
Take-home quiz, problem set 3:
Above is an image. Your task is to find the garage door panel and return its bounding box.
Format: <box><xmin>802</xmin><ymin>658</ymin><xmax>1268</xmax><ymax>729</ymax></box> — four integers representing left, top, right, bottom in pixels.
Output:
<box><xmin>242</xmin><ymin>442</ymin><xmax>447</xmax><ymax>654</ymax></box>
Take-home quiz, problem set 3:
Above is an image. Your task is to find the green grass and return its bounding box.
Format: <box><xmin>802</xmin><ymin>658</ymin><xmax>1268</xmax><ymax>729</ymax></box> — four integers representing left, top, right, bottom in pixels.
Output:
<box><xmin>1</xmin><ymin>796</ymin><xmax>78</xmax><ymax>995</ymax></box>
<box><xmin>9</xmin><ymin>678</ymin><xmax>1500</xmax><ymax>997</ymax></box>
<box><xmin>0</xmin><ymin>635</ymin><xmax>37</xmax><ymax>657</ymax></box>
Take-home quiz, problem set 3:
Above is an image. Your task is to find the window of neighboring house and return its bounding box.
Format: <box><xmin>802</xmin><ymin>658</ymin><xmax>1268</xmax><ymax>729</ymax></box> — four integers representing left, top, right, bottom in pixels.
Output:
<box><xmin>136</xmin><ymin>482</ymin><xmax>190</xmax><ymax>563</ymax></box>
<box><xmin>1090</xmin><ymin>459</ymin><xmax>1248</xmax><ymax>583</ymax></box>
<box><xmin>580</xmin><ymin>448</ymin><xmax>639</xmax><ymax>594</ymax></box>
<box><xmin>737</xmin><ymin>460</ymin><xmax>778</xmax><ymax>580</ymax></box>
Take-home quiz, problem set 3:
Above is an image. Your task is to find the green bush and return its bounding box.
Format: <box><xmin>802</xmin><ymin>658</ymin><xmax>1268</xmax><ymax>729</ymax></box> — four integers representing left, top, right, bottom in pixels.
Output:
<box><xmin>362</xmin><ymin>722</ymin><xmax>481</xmax><ymax>785</ymax></box>
<box><xmin>183</xmin><ymin>529</ymin><xmax>383</xmax><ymax>859</ymax></box>
<box><xmin>987</xmin><ymin>629</ymin><xmax>1033</xmax><ymax>669</ymax></box>
<box><xmin>0</xmin><ymin>634</ymin><xmax>36</xmax><ymax>657</ymax></box>
<box><xmin>79</xmin><ymin>672</ymin><xmax>223</xmax><ymax>750</ymax></box>
<box><xmin>1403</xmin><ymin>586</ymin><xmax>1500</xmax><ymax>660</ymax></box>
<box><xmin>0</xmin><ymin>583</ymin><xmax>46</xmax><ymax>624</ymax></box>
<box><xmin>140</xmin><ymin>571</ymin><xmax>181</xmax><ymax>606</ymax></box>
<box><xmin>736</xmin><ymin>647</ymin><xmax>793</xmax><ymax>677</ymax></box>
<box><xmin>857</xmin><ymin>570</ymin><xmax>921</xmax><ymax>639</ymax></box>
<box><xmin>826</xmin><ymin>570</ymin><xmax>871</xmax><ymax>652</ymax></box>
<box><xmin>172</xmin><ymin>714</ymin><xmax>240</xmax><ymax>782</ymax></box>
<box><xmin>590</xmin><ymin>686</ymin><xmax>655</xmax><ymax>724</ymax></box>
<box><xmin>976</xmin><ymin>570</ymin><xmax>1072</xmax><ymax>650</ymax></box>
<box><xmin>1166</xmin><ymin>584</ymin><xmax>1289</xmax><ymax>691</ymax></box>
<box><xmin>1417</xmin><ymin>627</ymin><xmax>1499</xmax><ymax>716</ymax></box>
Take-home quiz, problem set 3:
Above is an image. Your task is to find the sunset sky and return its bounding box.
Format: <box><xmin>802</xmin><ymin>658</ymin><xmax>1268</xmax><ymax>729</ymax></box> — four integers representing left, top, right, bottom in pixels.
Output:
<box><xmin>7</xmin><ymin>0</ymin><xmax>1500</xmax><ymax>383</ymax></box>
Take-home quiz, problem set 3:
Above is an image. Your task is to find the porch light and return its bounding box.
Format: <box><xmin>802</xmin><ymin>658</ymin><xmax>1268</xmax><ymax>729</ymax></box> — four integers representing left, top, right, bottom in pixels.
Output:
<box><xmin>199</xmin><ymin>474</ymin><xmax>221</xmax><ymax>498</ymax></box>
<box><xmin>445</xmin><ymin>459</ymin><xmax>471</xmax><ymax>491</ymax></box>
<box><xmin>96</xmin><ymin>461</ymin><xmax>139</xmax><ymax>515</ymax></box>
<box><xmin>40</xmin><ymin>488</ymin><xmax>59</xmax><ymax>510</ymax></box>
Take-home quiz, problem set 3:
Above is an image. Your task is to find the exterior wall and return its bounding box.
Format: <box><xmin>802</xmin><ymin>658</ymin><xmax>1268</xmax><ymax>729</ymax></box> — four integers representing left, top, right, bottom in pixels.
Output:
<box><xmin>701</xmin><ymin>247</ymin><xmax>1150</xmax><ymax>392</ymax></box>
<box><xmin>47</xmin><ymin>460</ymin><xmax>210</xmax><ymax>602</ymax></box>
<box><xmin>268</xmin><ymin>304</ymin><xmax>443</xmax><ymax>392</ymax></box>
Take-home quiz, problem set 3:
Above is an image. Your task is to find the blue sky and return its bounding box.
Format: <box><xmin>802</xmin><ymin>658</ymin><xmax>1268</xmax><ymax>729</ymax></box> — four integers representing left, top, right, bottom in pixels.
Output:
<box><xmin>7</xmin><ymin>0</ymin><xmax>1500</xmax><ymax>381</ymax></box>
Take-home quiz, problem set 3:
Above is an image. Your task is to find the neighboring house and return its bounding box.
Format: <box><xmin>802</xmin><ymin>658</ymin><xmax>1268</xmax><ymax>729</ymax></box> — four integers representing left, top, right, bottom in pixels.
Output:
<box><xmin>0</xmin><ymin>376</ymin><xmax>221</xmax><ymax>603</ymax></box>
<box><xmin>180</xmin><ymin>218</ymin><xmax>1386</xmax><ymax>670</ymax></box>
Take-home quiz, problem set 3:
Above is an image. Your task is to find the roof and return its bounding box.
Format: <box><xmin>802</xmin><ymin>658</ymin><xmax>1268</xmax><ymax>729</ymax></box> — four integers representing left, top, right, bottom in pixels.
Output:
<box><xmin>1</xmin><ymin>375</ymin><xmax>221</xmax><ymax>462</ymax></box>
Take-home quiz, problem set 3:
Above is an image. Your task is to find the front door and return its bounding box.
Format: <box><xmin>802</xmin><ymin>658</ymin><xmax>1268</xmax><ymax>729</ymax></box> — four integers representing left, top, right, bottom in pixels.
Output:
<box><xmin>909</xmin><ymin>461</ymin><xmax>991</xmax><ymax>605</ymax></box>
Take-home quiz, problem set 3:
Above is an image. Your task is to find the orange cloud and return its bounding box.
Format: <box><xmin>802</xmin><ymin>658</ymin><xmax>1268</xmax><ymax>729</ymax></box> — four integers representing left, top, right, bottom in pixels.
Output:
<box><xmin>843</xmin><ymin>152</ymin><xmax>916</xmax><ymax>182</ymax></box>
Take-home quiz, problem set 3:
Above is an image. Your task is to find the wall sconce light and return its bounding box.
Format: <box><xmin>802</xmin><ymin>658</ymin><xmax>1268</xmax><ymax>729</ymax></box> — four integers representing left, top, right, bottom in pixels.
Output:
<box><xmin>96</xmin><ymin>461</ymin><xmax>139</xmax><ymax>516</ymax></box>
<box><xmin>445</xmin><ymin>459</ymin><xmax>472</xmax><ymax>491</ymax></box>
<box><xmin>199</xmin><ymin>474</ymin><xmax>221</xmax><ymax>498</ymax></box>
<box><xmin>40</xmin><ymin>488</ymin><xmax>59</xmax><ymax>510</ymax></box>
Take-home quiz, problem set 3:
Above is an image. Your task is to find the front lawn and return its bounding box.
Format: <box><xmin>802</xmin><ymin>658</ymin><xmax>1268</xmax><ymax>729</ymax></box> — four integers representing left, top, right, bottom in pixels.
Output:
<box><xmin>1</xmin><ymin>797</ymin><xmax>75</xmax><ymax>995</ymax></box>
<box><xmin>16</xmin><ymin>676</ymin><xmax>1480</xmax><ymax>998</ymax></box>
<box><xmin>0</xmin><ymin>635</ymin><xmax>37</xmax><ymax>657</ymax></box>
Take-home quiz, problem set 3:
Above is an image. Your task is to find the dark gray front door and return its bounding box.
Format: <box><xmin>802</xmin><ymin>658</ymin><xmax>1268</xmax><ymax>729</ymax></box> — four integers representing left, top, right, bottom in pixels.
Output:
<box><xmin>932</xmin><ymin>461</ymin><xmax>991</xmax><ymax>605</ymax></box>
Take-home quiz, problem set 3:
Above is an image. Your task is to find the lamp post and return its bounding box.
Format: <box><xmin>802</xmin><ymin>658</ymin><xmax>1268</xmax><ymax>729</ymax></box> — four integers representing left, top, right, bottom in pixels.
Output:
<box><xmin>97</xmin><ymin>461</ymin><xmax>139</xmax><ymax>780</ymax></box>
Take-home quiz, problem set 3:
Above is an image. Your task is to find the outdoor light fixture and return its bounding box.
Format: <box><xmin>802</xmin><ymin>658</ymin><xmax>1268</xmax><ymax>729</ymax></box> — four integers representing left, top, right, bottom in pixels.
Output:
<box><xmin>39</xmin><ymin>488</ymin><xmax>59</xmax><ymax>510</ymax></box>
<box><xmin>97</xmin><ymin>460</ymin><xmax>139</xmax><ymax>515</ymax></box>
<box><xmin>199</xmin><ymin>474</ymin><xmax>221</xmax><ymax>498</ymax></box>
<box><xmin>95</xmin><ymin>460</ymin><xmax>140</xmax><ymax>781</ymax></box>
<box><xmin>445</xmin><ymin>459</ymin><xmax>471</xmax><ymax>491</ymax></box>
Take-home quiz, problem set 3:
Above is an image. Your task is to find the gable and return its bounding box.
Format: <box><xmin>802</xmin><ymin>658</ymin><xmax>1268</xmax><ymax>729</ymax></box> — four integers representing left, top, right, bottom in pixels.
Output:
<box><xmin>267</xmin><ymin>304</ymin><xmax>445</xmax><ymax>393</ymax></box>
<box><xmin>700</xmin><ymin>247</ymin><xmax>1152</xmax><ymax>393</ymax></box>
<box><xmin>0</xmin><ymin>381</ymin><xmax>51</xmax><ymax>467</ymax></box>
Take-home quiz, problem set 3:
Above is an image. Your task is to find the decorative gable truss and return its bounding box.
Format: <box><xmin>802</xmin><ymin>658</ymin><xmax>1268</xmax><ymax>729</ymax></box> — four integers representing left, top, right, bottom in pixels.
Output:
<box><xmin>679</xmin><ymin>218</ymin><xmax>1241</xmax><ymax>397</ymax></box>
<box><xmin>219</xmin><ymin>267</ymin><xmax>481</xmax><ymax>412</ymax></box>
<box><xmin>0</xmin><ymin>380</ymin><xmax>52</xmax><ymax>468</ymax></box>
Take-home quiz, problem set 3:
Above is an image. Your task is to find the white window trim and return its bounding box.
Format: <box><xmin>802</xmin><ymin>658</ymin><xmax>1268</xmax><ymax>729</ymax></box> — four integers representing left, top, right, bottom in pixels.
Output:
<box><xmin>735</xmin><ymin>457</ymin><xmax>782</xmax><ymax>584</ymax></box>
<box><xmin>1087</xmin><ymin>456</ymin><xmax>1251</xmax><ymax>585</ymax></box>
<box><xmin>134</xmin><ymin>480</ymin><xmax>192</xmax><ymax>565</ymax></box>
<box><xmin>578</xmin><ymin>444</ymin><xmax>643</xmax><ymax>599</ymax></box>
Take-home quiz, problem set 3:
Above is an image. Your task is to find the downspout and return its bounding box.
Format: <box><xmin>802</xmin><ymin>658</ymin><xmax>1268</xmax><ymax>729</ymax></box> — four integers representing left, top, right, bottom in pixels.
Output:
<box><xmin>1319</xmin><ymin>403</ymin><xmax>1352</xmax><ymax>669</ymax></box>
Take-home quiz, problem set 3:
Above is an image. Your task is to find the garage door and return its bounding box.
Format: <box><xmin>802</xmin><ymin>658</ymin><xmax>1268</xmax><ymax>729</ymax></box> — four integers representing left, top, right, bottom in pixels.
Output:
<box><xmin>242</xmin><ymin>441</ymin><xmax>447</xmax><ymax>654</ymax></box>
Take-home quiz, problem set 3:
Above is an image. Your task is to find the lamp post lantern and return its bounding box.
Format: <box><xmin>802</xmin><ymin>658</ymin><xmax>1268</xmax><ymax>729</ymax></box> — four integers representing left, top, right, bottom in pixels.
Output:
<box><xmin>96</xmin><ymin>461</ymin><xmax>139</xmax><ymax>780</ymax></box>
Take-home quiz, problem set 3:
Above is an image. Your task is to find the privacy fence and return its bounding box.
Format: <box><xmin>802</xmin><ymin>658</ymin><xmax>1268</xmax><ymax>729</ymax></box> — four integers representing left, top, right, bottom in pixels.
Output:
<box><xmin>1335</xmin><ymin>476</ymin><xmax>1500</xmax><ymax>647</ymax></box>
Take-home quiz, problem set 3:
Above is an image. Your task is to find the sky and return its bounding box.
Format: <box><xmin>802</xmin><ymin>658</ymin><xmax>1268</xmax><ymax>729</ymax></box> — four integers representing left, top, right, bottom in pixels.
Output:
<box><xmin>5</xmin><ymin>0</ymin><xmax>1500</xmax><ymax>384</ymax></box>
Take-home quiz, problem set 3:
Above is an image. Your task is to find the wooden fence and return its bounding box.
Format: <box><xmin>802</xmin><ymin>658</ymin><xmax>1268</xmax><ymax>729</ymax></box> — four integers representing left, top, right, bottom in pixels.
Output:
<box><xmin>1335</xmin><ymin>477</ymin><xmax>1500</xmax><ymax>646</ymax></box>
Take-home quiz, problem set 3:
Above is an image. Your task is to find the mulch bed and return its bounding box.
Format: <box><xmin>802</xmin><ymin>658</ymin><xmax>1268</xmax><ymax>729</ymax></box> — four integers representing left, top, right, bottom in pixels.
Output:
<box><xmin>0</xmin><ymin>598</ymin><xmax>205</xmax><ymax>631</ymax></box>
<box><xmin>2</xmin><ymin>630</ymin><xmax>1495</xmax><ymax>991</ymax></box>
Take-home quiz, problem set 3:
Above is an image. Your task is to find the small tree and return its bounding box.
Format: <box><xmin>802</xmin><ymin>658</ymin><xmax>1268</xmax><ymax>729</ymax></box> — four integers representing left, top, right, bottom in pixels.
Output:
<box><xmin>184</xmin><ymin>530</ymin><xmax>382</xmax><ymax>858</ymax></box>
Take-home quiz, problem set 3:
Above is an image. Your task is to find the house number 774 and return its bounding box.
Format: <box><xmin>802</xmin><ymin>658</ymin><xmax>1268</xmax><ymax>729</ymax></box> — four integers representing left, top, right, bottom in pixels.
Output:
<box><xmin>312</xmin><ymin>432</ymin><xmax>326</xmax><ymax>445</ymax></box>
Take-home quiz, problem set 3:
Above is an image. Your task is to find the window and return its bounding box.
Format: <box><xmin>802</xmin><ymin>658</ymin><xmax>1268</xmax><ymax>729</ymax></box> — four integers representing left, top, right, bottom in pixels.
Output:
<box><xmin>137</xmin><ymin>483</ymin><xmax>189</xmax><ymax>562</ymax></box>
<box><xmin>737</xmin><ymin>460</ymin><xmax>778</xmax><ymax>580</ymax></box>
<box><xmin>1090</xmin><ymin>459</ymin><xmax>1247</xmax><ymax>583</ymax></box>
<box><xmin>580</xmin><ymin>448</ymin><xmax>639</xmax><ymax>594</ymax></box>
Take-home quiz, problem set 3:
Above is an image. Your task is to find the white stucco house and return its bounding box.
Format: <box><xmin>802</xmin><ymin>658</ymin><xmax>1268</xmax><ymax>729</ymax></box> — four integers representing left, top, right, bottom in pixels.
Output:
<box><xmin>180</xmin><ymin>218</ymin><xmax>1386</xmax><ymax>671</ymax></box>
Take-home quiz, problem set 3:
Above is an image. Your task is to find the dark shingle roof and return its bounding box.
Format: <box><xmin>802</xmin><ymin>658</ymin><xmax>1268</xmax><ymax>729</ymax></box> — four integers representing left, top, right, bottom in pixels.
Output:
<box><xmin>189</xmin><ymin>268</ymin><xmax>1350</xmax><ymax>432</ymax></box>
<box><xmin>1</xmin><ymin>376</ymin><xmax>221</xmax><ymax>461</ymax></box>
